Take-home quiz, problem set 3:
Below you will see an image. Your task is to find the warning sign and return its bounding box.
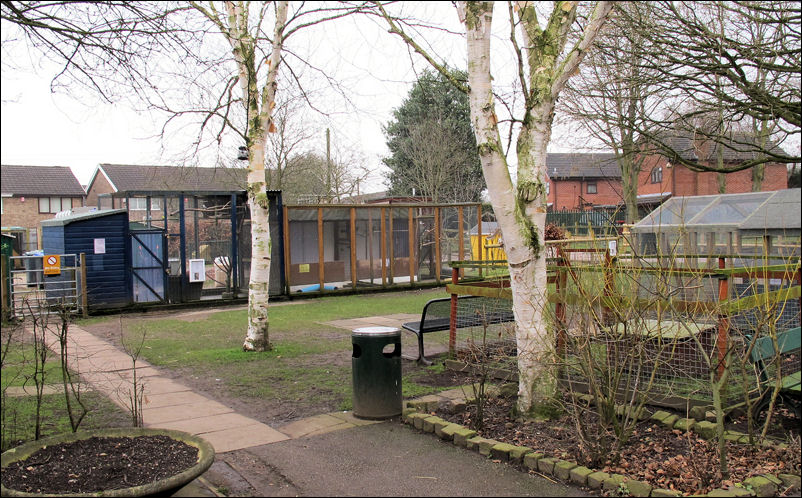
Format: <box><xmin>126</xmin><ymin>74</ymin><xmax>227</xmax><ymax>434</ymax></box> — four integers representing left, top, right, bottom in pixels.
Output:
<box><xmin>43</xmin><ymin>255</ymin><xmax>61</xmax><ymax>276</ymax></box>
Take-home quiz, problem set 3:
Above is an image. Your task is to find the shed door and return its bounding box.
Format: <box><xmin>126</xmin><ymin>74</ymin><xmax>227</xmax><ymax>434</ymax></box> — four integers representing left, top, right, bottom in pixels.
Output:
<box><xmin>131</xmin><ymin>230</ymin><xmax>167</xmax><ymax>303</ymax></box>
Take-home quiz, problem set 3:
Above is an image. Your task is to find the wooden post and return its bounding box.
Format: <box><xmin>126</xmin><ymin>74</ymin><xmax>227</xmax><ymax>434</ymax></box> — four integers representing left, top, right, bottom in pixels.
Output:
<box><xmin>603</xmin><ymin>248</ymin><xmax>614</xmax><ymax>326</ymax></box>
<box><xmin>797</xmin><ymin>267</ymin><xmax>801</xmax><ymax>328</ymax></box>
<box><xmin>368</xmin><ymin>208</ymin><xmax>374</xmax><ymax>284</ymax></box>
<box><xmin>555</xmin><ymin>246</ymin><xmax>567</xmax><ymax>363</ymax></box>
<box><xmin>716</xmin><ymin>256</ymin><xmax>729</xmax><ymax>379</ymax></box>
<box><xmin>458</xmin><ymin>206</ymin><xmax>464</xmax><ymax>278</ymax></box>
<box><xmin>80</xmin><ymin>253</ymin><xmax>88</xmax><ymax>318</ymax></box>
<box><xmin>706</xmin><ymin>232</ymin><xmax>716</xmax><ymax>269</ymax></box>
<box><xmin>408</xmin><ymin>207</ymin><xmax>415</xmax><ymax>285</ymax></box>
<box><xmin>380</xmin><ymin>207</ymin><xmax>387</xmax><ymax>286</ymax></box>
<box><xmin>388</xmin><ymin>209</ymin><xmax>394</xmax><ymax>284</ymax></box>
<box><xmin>1</xmin><ymin>255</ymin><xmax>8</xmax><ymax>320</ymax></box>
<box><xmin>434</xmin><ymin>207</ymin><xmax>441</xmax><ymax>284</ymax></box>
<box><xmin>318</xmin><ymin>207</ymin><xmax>325</xmax><ymax>292</ymax></box>
<box><xmin>477</xmin><ymin>205</ymin><xmax>483</xmax><ymax>278</ymax></box>
<box><xmin>449</xmin><ymin>267</ymin><xmax>458</xmax><ymax>356</ymax></box>
<box><xmin>350</xmin><ymin>207</ymin><xmax>357</xmax><ymax>289</ymax></box>
<box><xmin>283</xmin><ymin>205</ymin><xmax>292</xmax><ymax>294</ymax></box>
<box><xmin>762</xmin><ymin>234</ymin><xmax>772</xmax><ymax>257</ymax></box>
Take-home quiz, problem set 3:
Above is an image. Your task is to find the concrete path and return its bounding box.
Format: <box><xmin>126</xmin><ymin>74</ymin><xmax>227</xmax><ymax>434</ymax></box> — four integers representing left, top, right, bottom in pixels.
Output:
<box><xmin>46</xmin><ymin>325</ymin><xmax>289</xmax><ymax>453</ymax></box>
<box><xmin>25</xmin><ymin>319</ymin><xmax>584</xmax><ymax>497</ymax></box>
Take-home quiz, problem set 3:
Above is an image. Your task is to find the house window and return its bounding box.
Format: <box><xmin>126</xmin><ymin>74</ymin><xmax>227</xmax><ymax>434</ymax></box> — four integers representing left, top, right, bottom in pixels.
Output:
<box><xmin>651</xmin><ymin>166</ymin><xmax>663</xmax><ymax>184</ymax></box>
<box><xmin>586</xmin><ymin>182</ymin><xmax>597</xmax><ymax>194</ymax></box>
<box><xmin>127</xmin><ymin>197</ymin><xmax>162</xmax><ymax>211</ymax></box>
<box><xmin>546</xmin><ymin>182</ymin><xmax>550</xmax><ymax>195</ymax></box>
<box><xmin>38</xmin><ymin>197</ymin><xmax>74</xmax><ymax>213</ymax></box>
<box><xmin>38</xmin><ymin>197</ymin><xmax>61</xmax><ymax>213</ymax></box>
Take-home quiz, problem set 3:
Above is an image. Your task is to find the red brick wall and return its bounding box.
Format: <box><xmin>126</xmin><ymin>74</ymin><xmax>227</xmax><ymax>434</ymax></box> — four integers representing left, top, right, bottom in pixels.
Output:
<box><xmin>1</xmin><ymin>196</ymin><xmax>84</xmax><ymax>231</ymax></box>
<box><xmin>549</xmin><ymin>156</ymin><xmax>788</xmax><ymax>211</ymax></box>
<box><xmin>85</xmin><ymin>170</ymin><xmax>115</xmax><ymax>208</ymax></box>
<box><xmin>638</xmin><ymin>156</ymin><xmax>787</xmax><ymax>197</ymax></box>
<box><xmin>548</xmin><ymin>177</ymin><xmax>623</xmax><ymax>210</ymax></box>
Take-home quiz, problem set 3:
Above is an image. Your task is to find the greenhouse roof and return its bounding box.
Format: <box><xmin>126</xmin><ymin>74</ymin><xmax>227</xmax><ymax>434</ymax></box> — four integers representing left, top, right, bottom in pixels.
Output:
<box><xmin>632</xmin><ymin>188</ymin><xmax>801</xmax><ymax>234</ymax></box>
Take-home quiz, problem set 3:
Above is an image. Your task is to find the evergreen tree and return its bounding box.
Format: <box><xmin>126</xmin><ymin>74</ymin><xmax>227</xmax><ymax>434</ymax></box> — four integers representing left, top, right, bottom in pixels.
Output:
<box><xmin>383</xmin><ymin>69</ymin><xmax>484</xmax><ymax>202</ymax></box>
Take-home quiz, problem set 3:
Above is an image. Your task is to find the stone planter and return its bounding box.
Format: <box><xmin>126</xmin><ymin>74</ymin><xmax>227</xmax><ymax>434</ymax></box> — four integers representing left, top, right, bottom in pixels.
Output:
<box><xmin>1</xmin><ymin>428</ymin><xmax>215</xmax><ymax>497</ymax></box>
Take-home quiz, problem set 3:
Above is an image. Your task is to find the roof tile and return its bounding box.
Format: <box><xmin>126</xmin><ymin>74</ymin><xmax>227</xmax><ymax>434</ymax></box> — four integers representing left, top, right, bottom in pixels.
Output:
<box><xmin>1</xmin><ymin>165</ymin><xmax>86</xmax><ymax>196</ymax></box>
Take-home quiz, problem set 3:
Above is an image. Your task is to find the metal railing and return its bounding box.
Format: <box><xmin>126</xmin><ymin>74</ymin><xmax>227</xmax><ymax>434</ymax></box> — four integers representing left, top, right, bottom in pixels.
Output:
<box><xmin>5</xmin><ymin>254</ymin><xmax>83</xmax><ymax>318</ymax></box>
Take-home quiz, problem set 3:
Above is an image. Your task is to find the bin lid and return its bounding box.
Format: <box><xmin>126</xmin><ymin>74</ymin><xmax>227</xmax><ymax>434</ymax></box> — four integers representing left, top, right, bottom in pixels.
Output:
<box><xmin>352</xmin><ymin>326</ymin><xmax>400</xmax><ymax>337</ymax></box>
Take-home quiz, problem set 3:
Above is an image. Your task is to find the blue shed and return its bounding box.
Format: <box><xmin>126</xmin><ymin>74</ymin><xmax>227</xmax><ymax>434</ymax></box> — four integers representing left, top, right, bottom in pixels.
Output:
<box><xmin>41</xmin><ymin>209</ymin><xmax>132</xmax><ymax>309</ymax></box>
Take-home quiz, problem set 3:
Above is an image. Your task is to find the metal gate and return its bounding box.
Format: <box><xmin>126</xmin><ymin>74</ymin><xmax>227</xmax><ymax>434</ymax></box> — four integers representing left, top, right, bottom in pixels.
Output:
<box><xmin>131</xmin><ymin>230</ymin><xmax>167</xmax><ymax>303</ymax></box>
<box><xmin>7</xmin><ymin>253</ymin><xmax>81</xmax><ymax>317</ymax></box>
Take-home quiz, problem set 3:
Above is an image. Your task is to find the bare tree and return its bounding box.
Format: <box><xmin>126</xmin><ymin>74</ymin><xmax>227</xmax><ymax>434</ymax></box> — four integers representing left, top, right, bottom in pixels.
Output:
<box><xmin>618</xmin><ymin>1</ymin><xmax>800</xmax><ymax>172</ymax></box>
<box><xmin>2</xmin><ymin>1</ymin><xmax>370</xmax><ymax>352</ymax></box>
<box><xmin>284</xmin><ymin>145</ymin><xmax>371</xmax><ymax>204</ymax></box>
<box><xmin>376</xmin><ymin>0</ymin><xmax>613</xmax><ymax>414</ymax></box>
<box><xmin>265</xmin><ymin>95</ymin><xmax>317</xmax><ymax>191</ymax></box>
<box><xmin>560</xmin><ymin>2</ymin><xmax>664</xmax><ymax>223</ymax></box>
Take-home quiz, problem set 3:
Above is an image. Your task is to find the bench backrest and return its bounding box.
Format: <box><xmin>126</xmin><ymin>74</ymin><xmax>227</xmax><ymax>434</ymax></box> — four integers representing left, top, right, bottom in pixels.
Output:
<box><xmin>420</xmin><ymin>295</ymin><xmax>514</xmax><ymax>330</ymax></box>
<box><xmin>750</xmin><ymin>327</ymin><xmax>801</xmax><ymax>363</ymax></box>
<box><xmin>749</xmin><ymin>327</ymin><xmax>801</xmax><ymax>385</ymax></box>
<box><xmin>419</xmin><ymin>297</ymin><xmax>456</xmax><ymax>329</ymax></box>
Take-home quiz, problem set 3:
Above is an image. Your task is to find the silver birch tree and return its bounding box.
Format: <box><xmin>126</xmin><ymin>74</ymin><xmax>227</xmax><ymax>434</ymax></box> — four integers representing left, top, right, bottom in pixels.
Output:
<box><xmin>188</xmin><ymin>2</ymin><xmax>367</xmax><ymax>350</ymax></box>
<box><xmin>378</xmin><ymin>1</ymin><xmax>612</xmax><ymax>413</ymax></box>
<box><xmin>190</xmin><ymin>1</ymin><xmax>287</xmax><ymax>351</ymax></box>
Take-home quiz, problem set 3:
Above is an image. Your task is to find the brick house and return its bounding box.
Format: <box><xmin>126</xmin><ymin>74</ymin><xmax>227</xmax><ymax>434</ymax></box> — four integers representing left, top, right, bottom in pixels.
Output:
<box><xmin>545</xmin><ymin>153</ymin><xmax>622</xmax><ymax>211</ymax></box>
<box><xmin>1</xmin><ymin>165</ymin><xmax>86</xmax><ymax>253</ymax></box>
<box><xmin>546</xmin><ymin>135</ymin><xmax>789</xmax><ymax>217</ymax></box>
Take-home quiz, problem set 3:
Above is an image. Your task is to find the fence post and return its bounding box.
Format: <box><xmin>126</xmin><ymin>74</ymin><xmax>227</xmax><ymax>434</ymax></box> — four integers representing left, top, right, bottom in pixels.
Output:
<box><xmin>716</xmin><ymin>256</ymin><xmax>729</xmax><ymax>379</ymax></box>
<box><xmin>555</xmin><ymin>246</ymin><xmax>567</xmax><ymax>366</ymax></box>
<box><xmin>80</xmin><ymin>253</ymin><xmax>88</xmax><ymax>318</ymax></box>
<box><xmin>603</xmin><ymin>248</ymin><xmax>614</xmax><ymax>326</ymax></box>
<box><xmin>1</xmin><ymin>255</ymin><xmax>8</xmax><ymax>320</ymax></box>
<box><xmin>449</xmin><ymin>267</ymin><xmax>459</xmax><ymax>356</ymax></box>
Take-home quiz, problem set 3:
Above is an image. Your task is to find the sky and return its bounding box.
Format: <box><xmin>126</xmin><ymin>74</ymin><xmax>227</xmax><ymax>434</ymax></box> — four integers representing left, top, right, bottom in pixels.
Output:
<box><xmin>0</xmin><ymin>3</ymin><xmax>475</xmax><ymax>191</ymax></box>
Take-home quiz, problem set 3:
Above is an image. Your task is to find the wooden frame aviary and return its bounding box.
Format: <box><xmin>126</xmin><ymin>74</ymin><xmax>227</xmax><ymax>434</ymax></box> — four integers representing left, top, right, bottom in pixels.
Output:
<box><xmin>282</xmin><ymin>202</ymin><xmax>481</xmax><ymax>295</ymax></box>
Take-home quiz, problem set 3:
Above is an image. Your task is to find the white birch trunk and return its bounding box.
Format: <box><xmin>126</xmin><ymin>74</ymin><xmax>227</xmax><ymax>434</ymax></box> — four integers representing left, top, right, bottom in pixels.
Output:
<box><xmin>211</xmin><ymin>0</ymin><xmax>288</xmax><ymax>352</ymax></box>
<box><xmin>459</xmin><ymin>0</ymin><xmax>612</xmax><ymax>414</ymax></box>
<box><xmin>243</xmin><ymin>138</ymin><xmax>272</xmax><ymax>351</ymax></box>
<box><xmin>459</xmin><ymin>2</ymin><xmax>551</xmax><ymax>414</ymax></box>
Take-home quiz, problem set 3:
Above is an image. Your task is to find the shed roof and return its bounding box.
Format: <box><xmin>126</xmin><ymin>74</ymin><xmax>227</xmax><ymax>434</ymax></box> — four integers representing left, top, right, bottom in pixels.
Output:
<box><xmin>93</xmin><ymin>164</ymin><xmax>248</xmax><ymax>194</ymax></box>
<box><xmin>632</xmin><ymin>189</ymin><xmax>801</xmax><ymax>234</ymax></box>
<box><xmin>41</xmin><ymin>209</ymin><xmax>128</xmax><ymax>227</ymax></box>
<box><xmin>1</xmin><ymin>165</ymin><xmax>86</xmax><ymax>197</ymax></box>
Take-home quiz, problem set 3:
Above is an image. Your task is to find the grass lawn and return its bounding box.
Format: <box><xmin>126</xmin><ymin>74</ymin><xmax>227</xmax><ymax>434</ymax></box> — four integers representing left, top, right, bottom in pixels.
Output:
<box><xmin>1</xmin><ymin>338</ymin><xmax>132</xmax><ymax>451</ymax></box>
<box><xmin>72</xmin><ymin>287</ymin><xmax>470</xmax><ymax>421</ymax></box>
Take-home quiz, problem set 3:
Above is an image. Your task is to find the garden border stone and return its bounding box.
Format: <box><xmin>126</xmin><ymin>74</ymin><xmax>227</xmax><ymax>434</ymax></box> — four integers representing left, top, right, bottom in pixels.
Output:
<box><xmin>401</xmin><ymin>396</ymin><xmax>800</xmax><ymax>498</ymax></box>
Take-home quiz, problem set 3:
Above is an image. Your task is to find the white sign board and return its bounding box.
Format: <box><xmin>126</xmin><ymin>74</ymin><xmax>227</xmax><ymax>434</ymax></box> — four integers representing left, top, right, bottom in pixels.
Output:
<box><xmin>608</xmin><ymin>239</ymin><xmax>617</xmax><ymax>257</ymax></box>
<box><xmin>188</xmin><ymin>259</ymin><xmax>206</xmax><ymax>282</ymax></box>
<box><xmin>94</xmin><ymin>238</ymin><xmax>106</xmax><ymax>254</ymax></box>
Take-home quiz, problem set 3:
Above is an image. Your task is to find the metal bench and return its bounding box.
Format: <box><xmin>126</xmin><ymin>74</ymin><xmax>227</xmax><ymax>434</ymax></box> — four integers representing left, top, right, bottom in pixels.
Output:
<box><xmin>402</xmin><ymin>296</ymin><xmax>515</xmax><ymax>365</ymax></box>
<box><xmin>747</xmin><ymin>326</ymin><xmax>801</xmax><ymax>421</ymax></box>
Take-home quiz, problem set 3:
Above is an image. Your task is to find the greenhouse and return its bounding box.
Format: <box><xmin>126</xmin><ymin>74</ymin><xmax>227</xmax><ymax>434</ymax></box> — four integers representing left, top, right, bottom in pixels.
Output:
<box><xmin>630</xmin><ymin>188</ymin><xmax>801</xmax><ymax>260</ymax></box>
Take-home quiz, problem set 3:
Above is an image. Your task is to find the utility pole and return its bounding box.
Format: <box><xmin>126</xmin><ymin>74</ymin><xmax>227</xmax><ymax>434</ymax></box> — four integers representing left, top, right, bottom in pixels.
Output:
<box><xmin>326</xmin><ymin>128</ymin><xmax>332</xmax><ymax>203</ymax></box>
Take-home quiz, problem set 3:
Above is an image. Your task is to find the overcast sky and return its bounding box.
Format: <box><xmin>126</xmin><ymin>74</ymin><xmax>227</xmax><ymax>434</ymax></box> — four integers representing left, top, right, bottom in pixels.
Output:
<box><xmin>0</xmin><ymin>3</ymin><xmax>470</xmax><ymax>190</ymax></box>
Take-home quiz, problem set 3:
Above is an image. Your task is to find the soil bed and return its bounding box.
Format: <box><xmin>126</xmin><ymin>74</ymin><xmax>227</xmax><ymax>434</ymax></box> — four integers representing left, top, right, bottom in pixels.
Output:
<box><xmin>437</xmin><ymin>395</ymin><xmax>801</xmax><ymax>495</ymax></box>
<box><xmin>2</xmin><ymin>435</ymin><xmax>198</xmax><ymax>494</ymax></box>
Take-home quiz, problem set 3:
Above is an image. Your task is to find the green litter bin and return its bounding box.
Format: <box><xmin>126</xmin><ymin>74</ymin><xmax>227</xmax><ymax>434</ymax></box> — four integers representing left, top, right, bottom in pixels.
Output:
<box><xmin>351</xmin><ymin>326</ymin><xmax>402</xmax><ymax>419</ymax></box>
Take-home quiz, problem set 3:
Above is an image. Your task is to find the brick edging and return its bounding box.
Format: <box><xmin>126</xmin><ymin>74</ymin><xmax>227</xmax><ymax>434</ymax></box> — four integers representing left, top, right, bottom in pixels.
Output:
<box><xmin>401</xmin><ymin>404</ymin><xmax>801</xmax><ymax>497</ymax></box>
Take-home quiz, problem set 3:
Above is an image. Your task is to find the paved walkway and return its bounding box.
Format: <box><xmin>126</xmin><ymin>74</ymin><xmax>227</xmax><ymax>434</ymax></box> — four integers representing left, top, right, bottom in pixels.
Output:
<box><xmin>49</xmin><ymin>325</ymin><xmax>291</xmax><ymax>453</ymax></box>
<box><xmin>25</xmin><ymin>318</ymin><xmax>582</xmax><ymax>497</ymax></box>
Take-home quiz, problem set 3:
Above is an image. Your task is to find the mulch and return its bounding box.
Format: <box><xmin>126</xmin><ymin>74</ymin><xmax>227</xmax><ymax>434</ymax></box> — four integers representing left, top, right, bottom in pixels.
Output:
<box><xmin>436</xmin><ymin>395</ymin><xmax>801</xmax><ymax>495</ymax></box>
<box><xmin>1</xmin><ymin>435</ymin><xmax>198</xmax><ymax>494</ymax></box>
